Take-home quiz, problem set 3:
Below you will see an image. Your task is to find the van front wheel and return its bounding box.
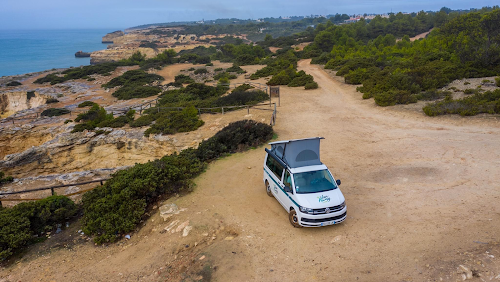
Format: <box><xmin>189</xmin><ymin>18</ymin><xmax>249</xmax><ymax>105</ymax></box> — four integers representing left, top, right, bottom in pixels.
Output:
<box><xmin>265</xmin><ymin>181</ymin><xmax>273</xmax><ymax>197</ymax></box>
<box><xmin>289</xmin><ymin>209</ymin><xmax>301</xmax><ymax>228</ymax></box>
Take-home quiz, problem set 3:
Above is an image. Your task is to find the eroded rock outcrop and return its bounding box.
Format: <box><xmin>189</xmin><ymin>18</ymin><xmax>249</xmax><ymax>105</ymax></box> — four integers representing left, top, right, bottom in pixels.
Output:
<box><xmin>102</xmin><ymin>30</ymin><xmax>125</xmax><ymax>43</ymax></box>
<box><xmin>0</xmin><ymin>125</ymin><xmax>202</xmax><ymax>178</ymax></box>
<box><xmin>90</xmin><ymin>47</ymin><xmax>159</xmax><ymax>64</ymax></box>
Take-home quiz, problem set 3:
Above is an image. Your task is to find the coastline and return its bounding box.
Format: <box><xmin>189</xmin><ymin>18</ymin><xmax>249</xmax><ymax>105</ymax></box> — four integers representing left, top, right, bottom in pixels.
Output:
<box><xmin>0</xmin><ymin>29</ymin><xmax>119</xmax><ymax>77</ymax></box>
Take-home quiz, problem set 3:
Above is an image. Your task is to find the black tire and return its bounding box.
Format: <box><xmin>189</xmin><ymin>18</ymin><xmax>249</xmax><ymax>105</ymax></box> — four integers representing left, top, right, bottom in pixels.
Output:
<box><xmin>288</xmin><ymin>209</ymin><xmax>302</xmax><ymax>228</ymax></box>
<box><xmin>265</xmin><ymin>180</ymin><xmax>273</xmax><ymax>197</ymax></box>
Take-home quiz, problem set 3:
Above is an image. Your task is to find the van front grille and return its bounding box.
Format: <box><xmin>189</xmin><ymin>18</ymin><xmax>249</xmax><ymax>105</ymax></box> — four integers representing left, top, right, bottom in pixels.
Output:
<box><xmin>311</xmin><ymin>204</ymin><xmax>344</xmax><ymax>214</ymax></box>
<box><xmin>301</xmin><ymin>212</ymin><xmax>347</xmax><ymax>223</ymax></box>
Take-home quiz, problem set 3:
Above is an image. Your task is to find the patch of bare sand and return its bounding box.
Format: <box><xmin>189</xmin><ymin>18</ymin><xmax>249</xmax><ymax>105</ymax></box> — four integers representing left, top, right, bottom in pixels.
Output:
<box><xmin>3</xmin><ymin>60</ymin><xmax>500</xmax><ymax>282</ymax></box>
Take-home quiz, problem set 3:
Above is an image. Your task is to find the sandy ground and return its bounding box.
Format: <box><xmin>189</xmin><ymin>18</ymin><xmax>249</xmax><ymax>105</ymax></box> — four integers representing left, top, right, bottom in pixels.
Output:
<box><xmin>2</xmin><ymin>60</ymin><xmax>500</xmax><ymax>281</ymax></box>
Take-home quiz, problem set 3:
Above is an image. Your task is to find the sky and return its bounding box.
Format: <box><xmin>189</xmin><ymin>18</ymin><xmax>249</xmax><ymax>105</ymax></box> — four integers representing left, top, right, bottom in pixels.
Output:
<box><xmin>0</xmin><ymin>0</ymin><xmax>497</xmax><ymax>30</ymax></box>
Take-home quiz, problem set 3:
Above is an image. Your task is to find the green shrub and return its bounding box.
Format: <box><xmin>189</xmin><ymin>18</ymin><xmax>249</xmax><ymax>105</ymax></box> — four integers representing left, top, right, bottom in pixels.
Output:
<box><xmin>0</xmin><ymin>171</ymin><xmax>14</xmax><ymax>184</ymax></box>
<box><xmin>45</xmin><ymin>98</ymin><xmax>59</xmax><ymax>104</ymax></box>
<box><xmin>216</xmin><ymin>90</ymin><xmax>269</xmax><ymax>106</ymax></box>
<box><xmin>144</xmin><ymin>106</ymin><xmax>204</xmax><ymax>136</ymax></box>
<box><xmin>82</xmin><ymin>150</ymin><xmax>205</xmax><ymax>244</ymax></box>
<box><xmin>205</xmin><ymin>63</ymin><xmax>213</xmax><ymax>66</ymax></box>
<box><xmin>496</xmin><ymin>77</ymin><xmax>500</xmax><ymax>87</ymax></box>
<box><xmin>464</xmin><ymin>89</ymin><xmax>475</xmax><ymax>94</ymax></box>
<box><xmin>27</xmin><ymin>91</ymin><xmax>35</xmax><ymax>100</ymax></box>
<box><xmin>73</xmin><ymin>106</ymin><xmax>133</xmax><ymax>132</ymax></box>
<box><xmin>0</xmin><ymin>195</ymin><xmax>77</xmax><ymax>260</ymax></box>
<box><xmin>416</xmin><ymin>89</ymin><xmax>445</xmax><ymax>100</ymax></box>
<box><xmin>423</xmin><ymin>89</ymin><xmax>500</xmax><ymax>116</ymax></box>
<box><xmin>196</xmin><ymin>120</ymin><xmax>273</xmax><ymax>162</ymax></box>
<box><xmin>64</xmin><ymin>119</ymin><xmax>73</xmax><ymax>124</ymax></box>
<box><xmin>226</xmin><ymin>65</ymin><xmax>246</xmax><ymax>74</ymax></box>
<box><xmin>78</xmin><ymin>101</ymin><xmax>98</xmax><ymax>108</ymax></box>
<box><xmin>102</xmin><ymin>70</ymin><xmax>163</xmax><ymax>89</ymax></box>
<box><xmin>305</xmin><ymin>82</ymin><xmax>319</xmax><ymax>89</ymax></box>
<box><xmin>174</xmin><ymin>74</ymin><xmax>195</xmax><ymax>84</ymax></box>
<box><xmin>464</xmin><ymin>81</ymin><xmax>471</xmax><ymax>85</ymax></box>
<box><xmin>6</xmin><ymin>81</ymin><xmax>22</xmax><ymax>87</ymax></box>
<box><xmin>87</xmin><ymin>77</ymin><xmax>96</xmax><ymax>81</ymax></box>
<box><xmin>267</xmin><ymin>71</ymin><xmax>292</xmax><ymax>86</ymax></box>
<box><xmin>188</xmin><ymin>67</ymin><xmax>195</xmax><ymax>71</ymax></box>
<box><xmin>232</xmin><ymin>84</ymin><xmax>254</xmax><ymax>92</ymax></box>
<box><xmin>112</xmin><ymin>86</ymin><xmax>162</xmax><ymax>100</ymax></box>
<box><xmin>193</xmin><ymin>68</ymin><xmax>208</xmax><ymax>75</ymax></box>
<box><xmin>41</xmin><ymin>108</ymin><xmax>70</xmax><ymax>117</ymax></box>
<box><xmin>214</xmin><ymin>68</ymin><xmax>224</xmax><ymax>72</ymax></box>
<box><xmin>288</xmin><ymin>74</ymin><xmax>314</xmax><ymax>87</ymax></box>
<box><xmin>130</xmin><ymin>114</ymin><xmax>156</xmax><ymax>127</ymax></box>
<box><xmin>374</xmin><ymin>90</ymin><xmax>417</xmax><ymax>106</ymax></box>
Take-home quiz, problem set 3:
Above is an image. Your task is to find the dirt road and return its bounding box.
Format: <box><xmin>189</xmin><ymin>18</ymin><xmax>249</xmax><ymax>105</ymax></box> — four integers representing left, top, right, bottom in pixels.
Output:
<box><xmin>2</xmin><ymin>60</ymin><xmax>500</xmax><ymax>281</ymax></box>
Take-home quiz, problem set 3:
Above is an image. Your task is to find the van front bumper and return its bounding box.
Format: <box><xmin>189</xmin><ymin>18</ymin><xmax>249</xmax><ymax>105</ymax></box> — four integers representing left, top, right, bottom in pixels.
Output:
<box><xmin>298</xmin><ymin>208</ymin><xmax>347</xmax><ymax>227</ymax></box>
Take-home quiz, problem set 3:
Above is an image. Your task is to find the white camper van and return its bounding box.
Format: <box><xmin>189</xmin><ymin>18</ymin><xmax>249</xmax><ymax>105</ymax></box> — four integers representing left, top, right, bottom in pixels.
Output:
<box><xmin>263</xmin><ymin>137</ymin><xmax>346</xmax><ymax>227</ymax></box>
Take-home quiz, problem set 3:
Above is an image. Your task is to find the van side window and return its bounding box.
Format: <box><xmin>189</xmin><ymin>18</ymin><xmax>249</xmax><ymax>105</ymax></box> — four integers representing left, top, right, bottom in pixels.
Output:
<box><xmin>283</xmin><ymin>170</ymin><xmax>292</xmax><ymax>190</ymax></box>
<box><xmin>266</xmin><ymin>155</ymin><xmax>284</xmax><ymax>180</ymax></box>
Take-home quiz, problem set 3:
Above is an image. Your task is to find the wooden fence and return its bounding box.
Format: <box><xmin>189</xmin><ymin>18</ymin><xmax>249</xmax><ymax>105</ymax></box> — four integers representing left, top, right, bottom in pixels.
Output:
<box><xmin>0</xmin><ymin>179</ymin><xmax>109</xmax><ymax>207</ymax></box>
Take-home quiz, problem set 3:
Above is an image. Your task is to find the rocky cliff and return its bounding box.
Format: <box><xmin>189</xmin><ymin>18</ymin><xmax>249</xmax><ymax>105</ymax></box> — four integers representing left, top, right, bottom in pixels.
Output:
<box><xmin>0</xmin><ymin>90</ymin><xmax>46</xmax><ymax>118</ymax></box>
<box><xmin>102</xmin><ymin>30</ymin><xmax>125</xmax><ymax>43</ymax></box>
<box><xmin>90</xmin><ymin>47</ymin><xmax>160</xmax><ymax>64</ymax></box>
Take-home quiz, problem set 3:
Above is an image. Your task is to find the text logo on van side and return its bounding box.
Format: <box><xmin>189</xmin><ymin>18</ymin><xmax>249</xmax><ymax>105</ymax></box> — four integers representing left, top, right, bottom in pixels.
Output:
<box><xmin>318</xmin><ymin>195</ymin><xmax>330</xmax><ymax>203</ymax></box>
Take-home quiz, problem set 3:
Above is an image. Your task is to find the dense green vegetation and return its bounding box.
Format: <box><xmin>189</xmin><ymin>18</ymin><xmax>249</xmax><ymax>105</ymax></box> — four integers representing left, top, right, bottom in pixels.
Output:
<box><xmin>144</xmin><ymin>106</ymin><xmax>204</xmax><ymax>136</ymax></box>
<box><xmin>423</xmin><ymin>89</ymin><xmax>500</xmax><ymax>116</ymax></box>
<box><xmin>129</xmin><ymin>82</ymin><xmax>268</xmax><ymax>134</ymax></box>
<box><xmin>102</xmin><ymin>69</ymin><xmax>164</xmax><ymax>100</ymax></box>
<box><xmin>82</xmin><ymin>120</ymin><xmax>273</xmax><ymax>243</ymax></box>
<box><xmin>41</xmin><ymin>108</ymin><xmax>70</xmax><ymax>117</ymax></box>
<box><xmin>0</xmin><ymin>195</ymin><xmax>77</xmax><ymax>260</ymax></box>
<box><xmin>294</xmin><ymin>8</ymin><xmax>500</xmax><ymax>114</ymax></box>
<box><xmin>77</xmin><ymin>101</ymin><xmax>98</xmax><ymax>108</ymax></box>
<box><xmin>0</xmin><ymin>171</ymin><xmax>13</xmax><ymax>185</ymax></box>
<box><xmin>34</xmin><ymin>50</ymin><xmax>176</xmax><ymax>85</ymax></box>
<box><xmin>72</xmin><ymin>104</ymin><xmax>135</xmax><ymax>132</ymax></box>
<box><xmin>6</xmin><ymin>81</ymin><xmax>22</xmax><ymax>87</ymax></box>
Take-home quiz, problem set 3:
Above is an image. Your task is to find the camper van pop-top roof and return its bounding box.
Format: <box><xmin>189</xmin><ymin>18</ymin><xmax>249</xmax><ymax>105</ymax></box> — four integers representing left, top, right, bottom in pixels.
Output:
<box><xmin>266</xmin><ymin>137</ymin><xmax>324</xmax><ymax>168</ymax></box>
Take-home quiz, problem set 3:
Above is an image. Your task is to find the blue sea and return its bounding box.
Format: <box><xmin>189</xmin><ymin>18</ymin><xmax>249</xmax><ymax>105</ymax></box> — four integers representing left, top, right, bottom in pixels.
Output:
<box><xmin>0</xmin><ymin>29</ymin><xmax>120</xmax><ymax>77</ymax></box>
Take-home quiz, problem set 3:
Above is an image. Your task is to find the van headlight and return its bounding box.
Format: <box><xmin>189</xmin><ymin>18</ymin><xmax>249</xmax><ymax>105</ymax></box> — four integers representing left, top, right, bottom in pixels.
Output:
<box><xmin>339</xmin><ymin>201</ymin><xmax>346</xmax><ymax>209</ymax></box>
<box><xmin>299</xmin><ymin>206</ymin><xmax>313</xmax><ymax>214</ymax></box>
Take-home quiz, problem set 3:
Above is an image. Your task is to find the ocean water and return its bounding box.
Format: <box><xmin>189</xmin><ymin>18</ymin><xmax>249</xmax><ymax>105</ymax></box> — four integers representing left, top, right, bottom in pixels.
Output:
<box><xmin>0</xmin><ymin>29</ymin><xmax>119</xmax><ymax>77</ymax></box>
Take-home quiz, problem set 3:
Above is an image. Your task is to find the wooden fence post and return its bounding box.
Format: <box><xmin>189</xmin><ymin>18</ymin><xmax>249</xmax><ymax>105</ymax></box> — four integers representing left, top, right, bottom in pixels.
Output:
<box><xmin>222</xmin><ymin>107</ymin><xmax>224</xmax><ymax>115</ymax></box>
<box><xmin>247</xmin><ymin>106</ymin><xmax>249</xmax><ymax>114</ymax></box>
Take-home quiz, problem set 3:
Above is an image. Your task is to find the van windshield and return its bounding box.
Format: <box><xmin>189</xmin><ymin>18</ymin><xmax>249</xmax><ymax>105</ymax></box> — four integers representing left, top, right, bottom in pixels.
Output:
<box><xmin>293</xmin><ymin>170</ymin><xmax>337</xmax><ymax>194</ymax></box>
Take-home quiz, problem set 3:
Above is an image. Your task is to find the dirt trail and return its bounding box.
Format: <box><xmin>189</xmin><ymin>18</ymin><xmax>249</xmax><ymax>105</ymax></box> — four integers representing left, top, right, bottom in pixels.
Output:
<box><xmin>2</xmin><ymin>60</ymin><xmax>500</xmax><ymax>281</ymax></box>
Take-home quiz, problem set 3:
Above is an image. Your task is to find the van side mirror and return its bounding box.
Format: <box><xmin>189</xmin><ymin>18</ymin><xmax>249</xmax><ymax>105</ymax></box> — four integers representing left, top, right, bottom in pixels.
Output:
<box><xmin>284</xmin><ymin>185</ymin><xmax>292</xmax><ymax>193</ymax></box>
<box><xmin>336</xmin><ymin>179</ymin><xmax>341</xmax><ymax>186</ymax></box>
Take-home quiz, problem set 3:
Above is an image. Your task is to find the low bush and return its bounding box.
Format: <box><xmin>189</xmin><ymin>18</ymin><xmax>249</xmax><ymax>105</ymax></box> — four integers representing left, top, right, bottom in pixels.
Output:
<box><xmin>0</xmin><ymin>171</ymin><xmax>14</xmax><ymax>184</ymax></box>
<box><xmin>64</xmin><ymin>119</ymin><xmax>73</xmax><ymax>124</ymax></box>
<box><xmin>174</xmin><ymin>74</ymin><xmax>195</xmax><ymax>84</ymax></box>
<box><xmin>464</xmin><ymin>89</ymin><xmax>475</xmax><ymax>94</ymax></box>
<box><xmin>288</xmin><ymin>73</ymin><xmax>314</xmax><ymax>87</ymax></box>
<box><xmin>45</xmin><ymin>98</ymin><xmax>59</xmax><ymax>104</ymax></box>
<box><xmin>144</xmin><ymin>106</ymin><xmax>204</xmax><ymax>136</ymax></box>
<box><xmin>196</xmin><ymin>120</ymin><xmax>273</xmax><ymax>162</ymax></box>
<box><xmin>41</xmin><ymin>108</ymin><xmax>70</xmax><ymax>117</ymax></box>
<box><xmin>102</xmin><ymin>69</ymin><xmax>163</xmax><ymax>89</ymax></box>
<box><xmin>415</xmin><ymin>89</ymin><xmax>445</xmax><ymax>100</ymax></box>
<box><xmin>226</xmin><ymin>65</ymin><xmax>246</xmax><ymax>74</ymax></box>
<box><xmin>496</xmin><ymin>77</ymin><xmax>500</xmax><ymax>87</ymax></box>
<box><xmin>78</xmin><ymin>101</ymin><xmax>98</xmax><ymax>108</ymax></box>
<box><xmin>112</xmin><ymin>86</ymin><xmax>162</xmax><ymax>100</ymax></box>
<box><xmin>6</xmin><ymin>81</ymin><xmax>22</xmax><ymax>87</ymax></box>
<box><xmin>216</xmin><ymin>90</ymin><xmax>269</xmax><ymax>106</ymax></box>
<box><xmin>0</xmin><ymin>195</ymin><xmax>77</xmax><ymax>260</ymax></box>
<box><xmin>423</xmin><ymin>89</ymin><xmax>500</xmax><ymax>116</ymax></box>
<box><xmin>194</xmin><ymin>68</ymin><xmax>208</xmax><ymax>75</ymax></box>
<box><xmin>267</xmin><ymin>71</ymin><xmax>292</xmax><ymax>86</ymax></box>
<box><xmin>27</xmin><ymin>91</ymin><xmax>36</xmax><ymax>100</ymax></box>
<box><xmin>305</xmin><ymin>82</ymin><xmax>319</xmax><ymax>89</ymax></box>
<box><xmin>232</xmin><ymin>84</ymin><xmax>254</xmax><ymax>92</ymax></box>
<box><xmin>72</xmin><ymin>105</ymin><xmax>134</xmax><ymax>132</ymax></box>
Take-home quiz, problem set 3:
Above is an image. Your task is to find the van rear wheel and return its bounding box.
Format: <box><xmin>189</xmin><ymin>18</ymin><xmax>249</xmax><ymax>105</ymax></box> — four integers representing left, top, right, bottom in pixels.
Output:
<box><xmin>265</xmin><ymin>181</ymin><xmax>273</xmax><ymax>197</ymax></box>
<box><xmin>289</xmin><ymin>209</ymin><xmax>302</xmax><ymax>228</ymax></box>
